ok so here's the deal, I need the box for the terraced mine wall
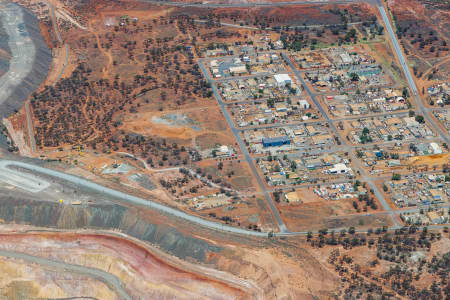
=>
[0,15,11,79]
[0,198,222,262]
[0,2,51,118]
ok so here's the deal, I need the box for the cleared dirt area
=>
[388,0,450,94]
[279,200,392,232]
[120,105,236,150]
[197,158,256,190]
[408,152,450,167]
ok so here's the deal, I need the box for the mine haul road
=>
[0,248,131,300]
[1,159,449,238]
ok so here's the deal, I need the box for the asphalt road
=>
[377,1,449,144]
[1,158,449,236]
[140,0,356,8]
[283,52,400,227]
[198,60,288,233]
[282,53,338,132]
[375,2,449,227]
[0,0,447,239]
[0,249,131,300]
[0,159,269,237]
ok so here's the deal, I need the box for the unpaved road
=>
[48,1,69,85]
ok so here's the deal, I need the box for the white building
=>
[274,74,292,87]
[274,40,284,49]
[298,99,310,109]
[404,117,419,127]
[215,145,233,157]
[327,163,352,174]
[340,53,352,64]
[430,142,442,154]
[229,65,247,74]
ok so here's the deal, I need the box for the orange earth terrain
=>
[387,0,450,99]
[0,223,447,299]
[1,0,449,299]
[0,231,253,299]
[0,224,347,299]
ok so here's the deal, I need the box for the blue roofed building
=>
[262,136,291,147]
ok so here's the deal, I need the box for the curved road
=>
[0,159,268,237]
[1,159,449,237]
[0,0,447,239]
[0,249,131,300]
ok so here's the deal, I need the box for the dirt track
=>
[0,248,131,300]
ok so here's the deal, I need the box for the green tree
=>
[392,173,401,180]
[349,72,359,82]
[415,115,425,123]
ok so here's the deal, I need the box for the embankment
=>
[0,197,221,262]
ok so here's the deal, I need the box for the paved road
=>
[140,0,356,8]
[236,120,325,131]
[235,109,409,131]
[375,2,449,226]
[0,249,131,300]
[266,179,352,191]
[377,1,449,145]
[215,73,272,83]
[0,0,446,238]
[282,53,339,132]
[198,60,288,233]
[0,159,268,237]
[1,158,449,236]
[283,52,400,227]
